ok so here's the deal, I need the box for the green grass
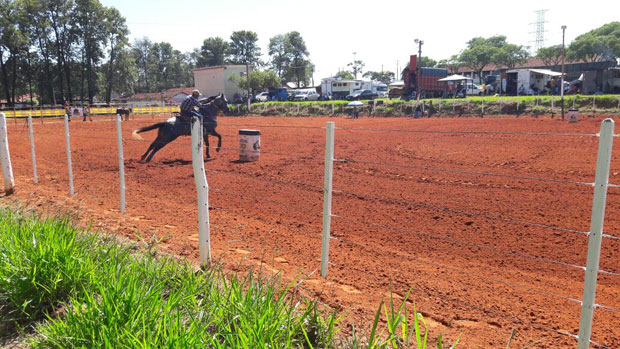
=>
[0,208,339,347]
[0,207,467,347]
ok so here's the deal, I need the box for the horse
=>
[131,93,229,163]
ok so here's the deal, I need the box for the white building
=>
[192,65,248,101]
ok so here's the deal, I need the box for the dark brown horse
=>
[132,93,229,162]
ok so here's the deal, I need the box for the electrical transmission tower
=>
[530,9,548,54]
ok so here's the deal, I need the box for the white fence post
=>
[0,113,14,195]
[551,95,554,113]
[116,115,126,213]
[28,115,38,184]
[64,114,74,197]
[297,103,300,116]
[332,101,335,116]
[191,116,211,266]
[577,118,614,349]
[321,121,335,277]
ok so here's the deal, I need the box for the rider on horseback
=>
[180,90,206,119]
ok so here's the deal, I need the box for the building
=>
[192,65,248,101]
[114,87,195,106]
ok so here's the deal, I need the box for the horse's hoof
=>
[216,147,221,152]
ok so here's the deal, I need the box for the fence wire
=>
[341,158,597,187]
[331,213,620,277]
[336,126,600,138]
[330,251,609,348]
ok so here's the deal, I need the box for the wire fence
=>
[1,112,619,347]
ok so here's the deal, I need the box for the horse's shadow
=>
[160,158,215,166]
[162,159,192,166]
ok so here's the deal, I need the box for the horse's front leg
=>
[204,132,211,159]
[212,130,222,152]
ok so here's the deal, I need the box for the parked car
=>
[255,92,270,102]
[294,90,319,101]
[346,89,378,101]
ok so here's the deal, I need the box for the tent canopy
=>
[438,74,473,82]
[528,68,562,77]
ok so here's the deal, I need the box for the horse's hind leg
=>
[145,139,172,163]
[141,141,157,162]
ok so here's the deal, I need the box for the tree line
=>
[0,0,313,106]
[1,0,618,106]
[336,22,619,84]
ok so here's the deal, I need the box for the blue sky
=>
[101,0,619,82]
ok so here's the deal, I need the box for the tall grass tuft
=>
[0,208,339,347]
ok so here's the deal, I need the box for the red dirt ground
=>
[3,114,620,347]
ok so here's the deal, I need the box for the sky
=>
[101,0,619,83]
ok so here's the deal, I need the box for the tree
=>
[436,55,463,74]
[229,30,261,96]
[228,30,261,66]
[419,56,437,68]
[335,70,354,80]
[268,31,313,87]
[362,71,395,84]
[0,0,29,105]
[493,43,529,69]
[268,34,290,78]
[101,6,130,103]
[198,37,228,67]
[347,59,364,79]
[536,45,564,66]
[132,37,152,92]
[229,69,281,92]
[569,22,620,63]
[459,36,506,81]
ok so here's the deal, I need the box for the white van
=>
[294,89,319,101]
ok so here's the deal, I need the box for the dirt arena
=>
[3,114,620,347]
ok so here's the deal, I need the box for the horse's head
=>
[200,93,230,116]
[213,93,230,114]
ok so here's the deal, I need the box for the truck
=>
[393,55,449,99]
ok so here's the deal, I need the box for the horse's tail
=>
[132,122,165,140]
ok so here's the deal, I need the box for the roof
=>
[192,64,248,72]
[456,57,592,73]
[117,87,196,102]
[508,68,563,76]
[438,74,473,82]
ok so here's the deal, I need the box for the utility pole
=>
[396,60,399,80]
[415,39,424,103]
[246,63,251,112]
[561,25,566,120]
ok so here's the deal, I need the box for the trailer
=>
[505,68,562,95]
[320,79,387,99]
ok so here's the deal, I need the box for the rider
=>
[180,89,204,119]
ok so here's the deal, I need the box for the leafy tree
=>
[569,22,620,62]
[459,36,506,81]
[536,45,564,66]
[285,31,312,87]
[436,55,463,74]
[419,56,437,68]
[335,70,354,80]
[132,37,152,92]
[493,43,529,69]
[228,30,261,66]
[101,6,129,103]
[362,71,394,84]
[268,34,290,78]
[0,0,29,105]
[229,69,281,92]
[198,37,228,67]
[268,31,313,87]
[347,59,364,79]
